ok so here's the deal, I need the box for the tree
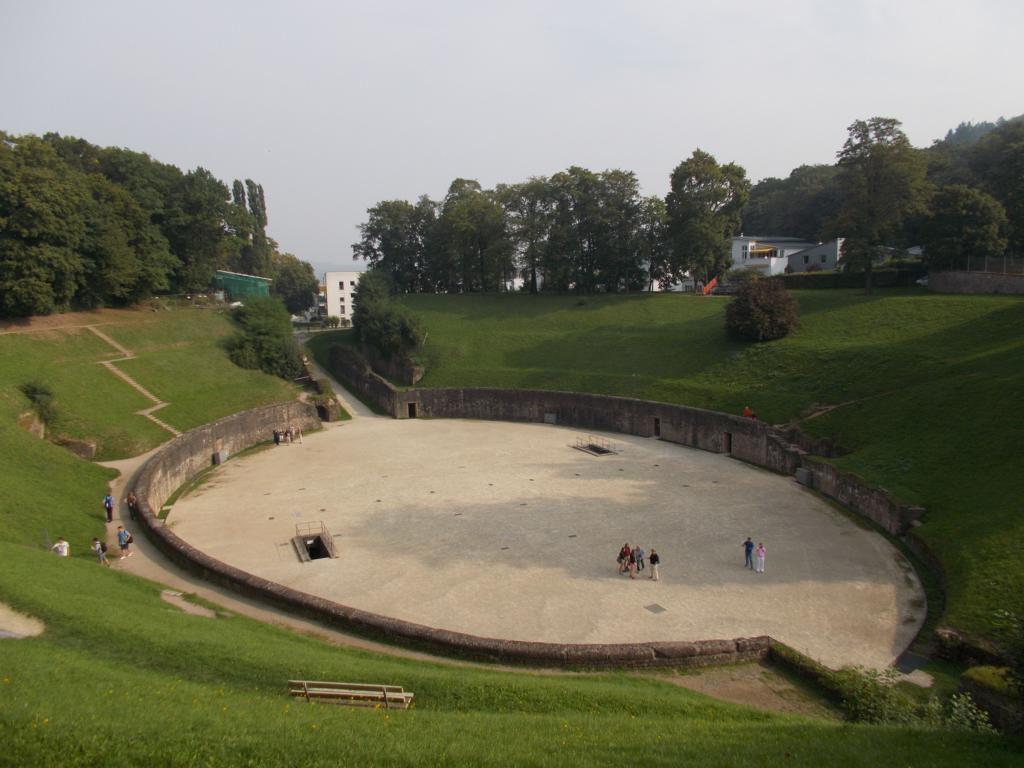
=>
[498,177,553,293]
[0,134,89,315]
[921,185,1007,270]
[665,150,750,284]
[436,180,512,292]
[270,252,318,314]
[833,118,929,293]
[637,196,669,290]
[162,167,232,291]
[970,120,1024,254]
[351,271,423,356]
[224,296,303,380]
[353,198,433,292]
[741,164,841,241]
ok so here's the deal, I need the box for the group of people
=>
[51,525,133,564]
[52,490,138,565]
[272,425,302,446]
[616,543,660,581]
[742,537,767,573]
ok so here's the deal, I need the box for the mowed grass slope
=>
[2,543,1019,767]
[0,306,297,562]
[401,290,1024,638]
[0,308,298,460]
[0,300,1020,765]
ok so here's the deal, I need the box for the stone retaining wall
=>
[930,270,1024,295]
[132,399,769,668]
[393,386,921,537]
[319,354,925,538]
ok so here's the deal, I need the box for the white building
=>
[731,236,844,276]
[323,270,363,322]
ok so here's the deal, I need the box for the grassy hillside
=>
[0,306,298,555]
[1,300,1021,765]
[399,290,1024,639]
[0,308,298,460]
[2,543,1019,767]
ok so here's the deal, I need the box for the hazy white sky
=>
[3,1,1022,275]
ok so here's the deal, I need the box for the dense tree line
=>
[741,114,1023,275]
[353,155,748,294]
[355,113,1022,296]
[0,132,317,316]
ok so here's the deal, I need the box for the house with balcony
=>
[731,236,844,275]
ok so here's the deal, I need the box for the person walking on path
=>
[126,491,138,521]
[116,526,133,559]
[92,538,110,567]
[634,544,646,573]
[51,537,69,557]
[755,543,766,574]
[743,537,754,569]
[649,548,660,581]
[628,548,637,579]
[273,429,281,446]
[103,492,115,523]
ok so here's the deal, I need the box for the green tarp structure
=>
[213,270,272,299]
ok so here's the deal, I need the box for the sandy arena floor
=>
[168,419,925,668]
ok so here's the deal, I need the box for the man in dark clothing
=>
[743,537,754,569]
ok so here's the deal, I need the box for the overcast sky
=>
[3,1,1022,276]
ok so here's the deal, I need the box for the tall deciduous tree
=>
[921,185,1007,270]
[270,252,318,314]
[353,198,435,292]
[498,177,553,293]
[833,117,929,293]
[970,120,1024,254]
[665,150,750,283]
[436,180,511,292]
[637,196,670,290]
[741,164,841,241]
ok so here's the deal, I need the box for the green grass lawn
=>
[0,308,299,459]
[0,328,170,458]
[399,290,1024,640]
[2,298,1023,765]
[2,543,1019,767]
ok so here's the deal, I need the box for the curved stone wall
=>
[133,399,769,667]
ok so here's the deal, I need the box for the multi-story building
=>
[322,271,363,322]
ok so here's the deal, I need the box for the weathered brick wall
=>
[930,271,1024,295]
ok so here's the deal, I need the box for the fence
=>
[945,255,1024,275]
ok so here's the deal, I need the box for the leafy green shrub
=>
[19,379,57,424]
[725,278,799,342]
[832,667,919,725]
[224,297,303,380]
[771,643,995,733]
[352,271,424,356]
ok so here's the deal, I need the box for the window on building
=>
[350,281,357,287]
[338,281,344,289]
[821,254,827,263]
[804,255,810,265]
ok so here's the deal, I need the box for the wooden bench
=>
[288,680,414,709]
